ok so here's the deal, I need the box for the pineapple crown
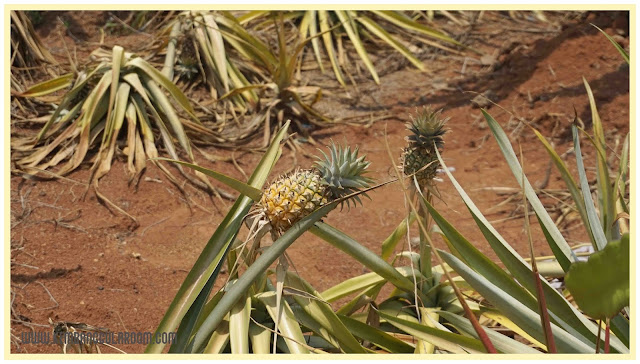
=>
[314,141,373,206]
[407,106,448,151]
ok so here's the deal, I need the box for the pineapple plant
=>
[256,142,373,236]
[402,106,449,189]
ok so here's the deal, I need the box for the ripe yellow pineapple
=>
[257,142,372,236]
[402,106,448,189]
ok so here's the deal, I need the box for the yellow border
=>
[4,3,636,361]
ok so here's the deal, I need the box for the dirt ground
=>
[9,10,630,354]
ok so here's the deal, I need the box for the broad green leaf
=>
[422,195,539,315]
[18,73,73,97]
[290,304,341,351]
[169,276,222,352]
[145,122,290,354]
[565,234,629,320]
[335,282,384,316]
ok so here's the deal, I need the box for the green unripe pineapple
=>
[258,142,372,236]
[402,106,448,188]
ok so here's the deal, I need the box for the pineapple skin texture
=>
[259,170,329,234]
[402,147,439,187]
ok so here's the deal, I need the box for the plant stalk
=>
[605,318,610,353]
[418,190,433,291]
[520,145,557,353]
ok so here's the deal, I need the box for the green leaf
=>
[152,158,261,201]
[284,272,367,353]
[439,311,539,354]
[378,309,486,353]
[310,222,429,305]
[572,123,608,251]
[483,109,576,271]
[338,314,414,353]
[255,291,310,354]
[591,24,629,64]
[440,249,593,353]
[381,212,415,261]
[565,234,629,320]
[321,266,421,303]
[583,78,618,242]
[439,114,628,353]
[532,127,596,249]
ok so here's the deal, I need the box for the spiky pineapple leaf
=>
[338,314,415,353]
[284,272,367,353]
[482,109,576,271]
[378,309,486,353]
[152,158,261,201]
[592,23,629,64]
[439,249,594,353]
[565,234,630,320]
[572,123,608,251]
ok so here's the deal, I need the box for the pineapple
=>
[402,106,448,188]
[257,142,372,236]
